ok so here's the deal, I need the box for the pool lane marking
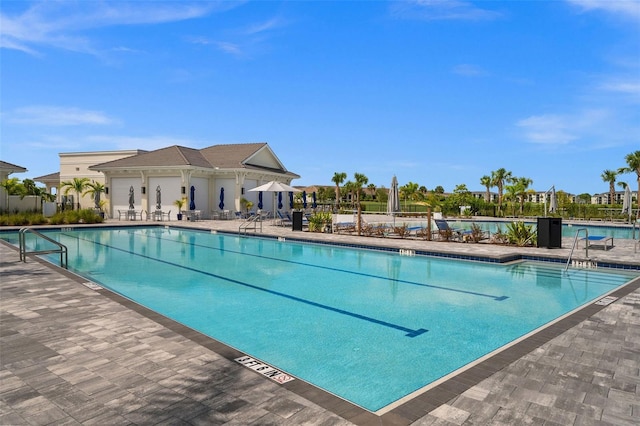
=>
[60,233,428,338]
[141,231,509,302]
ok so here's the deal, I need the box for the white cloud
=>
[566,0,640,21]
[390,0,503,21]
[452,63,487,76]
[516,109,611,145]
[7,106,116,126]
[0,1,225,56]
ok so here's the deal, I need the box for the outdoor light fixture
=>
[181,186,186,194]
[105,187,109,194]
[141,186,146,194]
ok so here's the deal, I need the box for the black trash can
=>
[537,217,562,248]
[292,211,303,231]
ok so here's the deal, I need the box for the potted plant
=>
[174,199,185,220]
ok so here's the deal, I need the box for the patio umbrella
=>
[549,186,557,214]
[128,186,135,210]
[189,186,196,210]
[258,192,263,209]
[156,185,162,210]
[387,176,400,226]
[248,181,300,218]
[289,192,294,209]
[219,188,224,210]
[302,191,307,209]
[622,185,632,221]
[312,191,317,209]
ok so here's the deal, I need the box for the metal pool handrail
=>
[565,228,588,272]
[19,227,68,269]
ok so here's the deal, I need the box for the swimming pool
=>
[5,227,638,412]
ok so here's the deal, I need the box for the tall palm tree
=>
[480,175,492,203]
[331,172,347,210]
[353,172,369,235]
[601,169,617,205]
[619,150,640,218]
[61,177,90,210]
[399,181,419,209]
[491,168,512,216]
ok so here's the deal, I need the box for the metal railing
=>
[19,227,68,269]
[239,214,262,235]
[564,228,588,272]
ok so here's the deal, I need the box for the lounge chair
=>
[578,235,614,251]
[434,219,469,242]
[276,211,292,227]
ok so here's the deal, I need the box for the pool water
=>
[5,227,638,412]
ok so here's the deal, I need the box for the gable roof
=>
[0,160,27,174]
[89,142,299,177]
[34,172,60,182]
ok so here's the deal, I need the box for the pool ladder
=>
[564,228,588,272]
[19,227,68,269]
[238,214,263,235]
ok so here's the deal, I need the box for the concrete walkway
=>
[1,219,639,425]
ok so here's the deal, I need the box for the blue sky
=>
[1,0,639,195]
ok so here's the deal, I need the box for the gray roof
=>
[0,160,27,173]
[89,143,298,177]
[34,172,60,182]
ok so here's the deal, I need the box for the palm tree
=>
[491,168,512,216]
[619,150,640,218]
[399,181,419,210]
[601,169,617,205]
[331,172,347,210]
[61,177,90,210]
[353,172,369,235]
[480,175,492,203]
[509,177,533,214]
[84,181,106,210]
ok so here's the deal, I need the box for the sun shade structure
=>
[156,186,162,210]
[128,186,135,210]
[388,175,400,226]
[249,180,301,193]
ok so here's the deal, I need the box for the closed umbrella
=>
[622,185,632,221]
[128,186,135,210]
[189,186,196,210]
[219,188,224,210]
[258,192,263,209]
[302,191,307,209]
[94,190,100,209]
[289,192,294,209]
[312,191,317,209]
[549,186,557,214]
[156,185,162,210]
[278,192,283,210]
[387,176,400,226]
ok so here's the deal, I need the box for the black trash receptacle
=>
[292,211,303,231]
[537,217,562,248]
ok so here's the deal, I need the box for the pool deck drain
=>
[1,219,639,425]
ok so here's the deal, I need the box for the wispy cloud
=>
[452,63,487,76]
[390,0,503,21]
[185,16,286,57]
[0,1,225,56]
[566,0,640,22]
[516,109,614,146]
[6,106,117,126]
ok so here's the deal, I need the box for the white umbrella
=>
[387,175,400,226]
[621,185,632,221]
[249,181,301,219]
[249,181,301,193]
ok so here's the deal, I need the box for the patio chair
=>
[434,219,467,242]
[277,211,292,227]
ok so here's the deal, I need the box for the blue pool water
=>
[4,227,638,412]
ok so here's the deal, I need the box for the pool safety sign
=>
[235,356,295,384]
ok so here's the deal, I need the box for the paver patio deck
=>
[1,218,639,425]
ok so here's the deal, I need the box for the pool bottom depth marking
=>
[63,233,429,338]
